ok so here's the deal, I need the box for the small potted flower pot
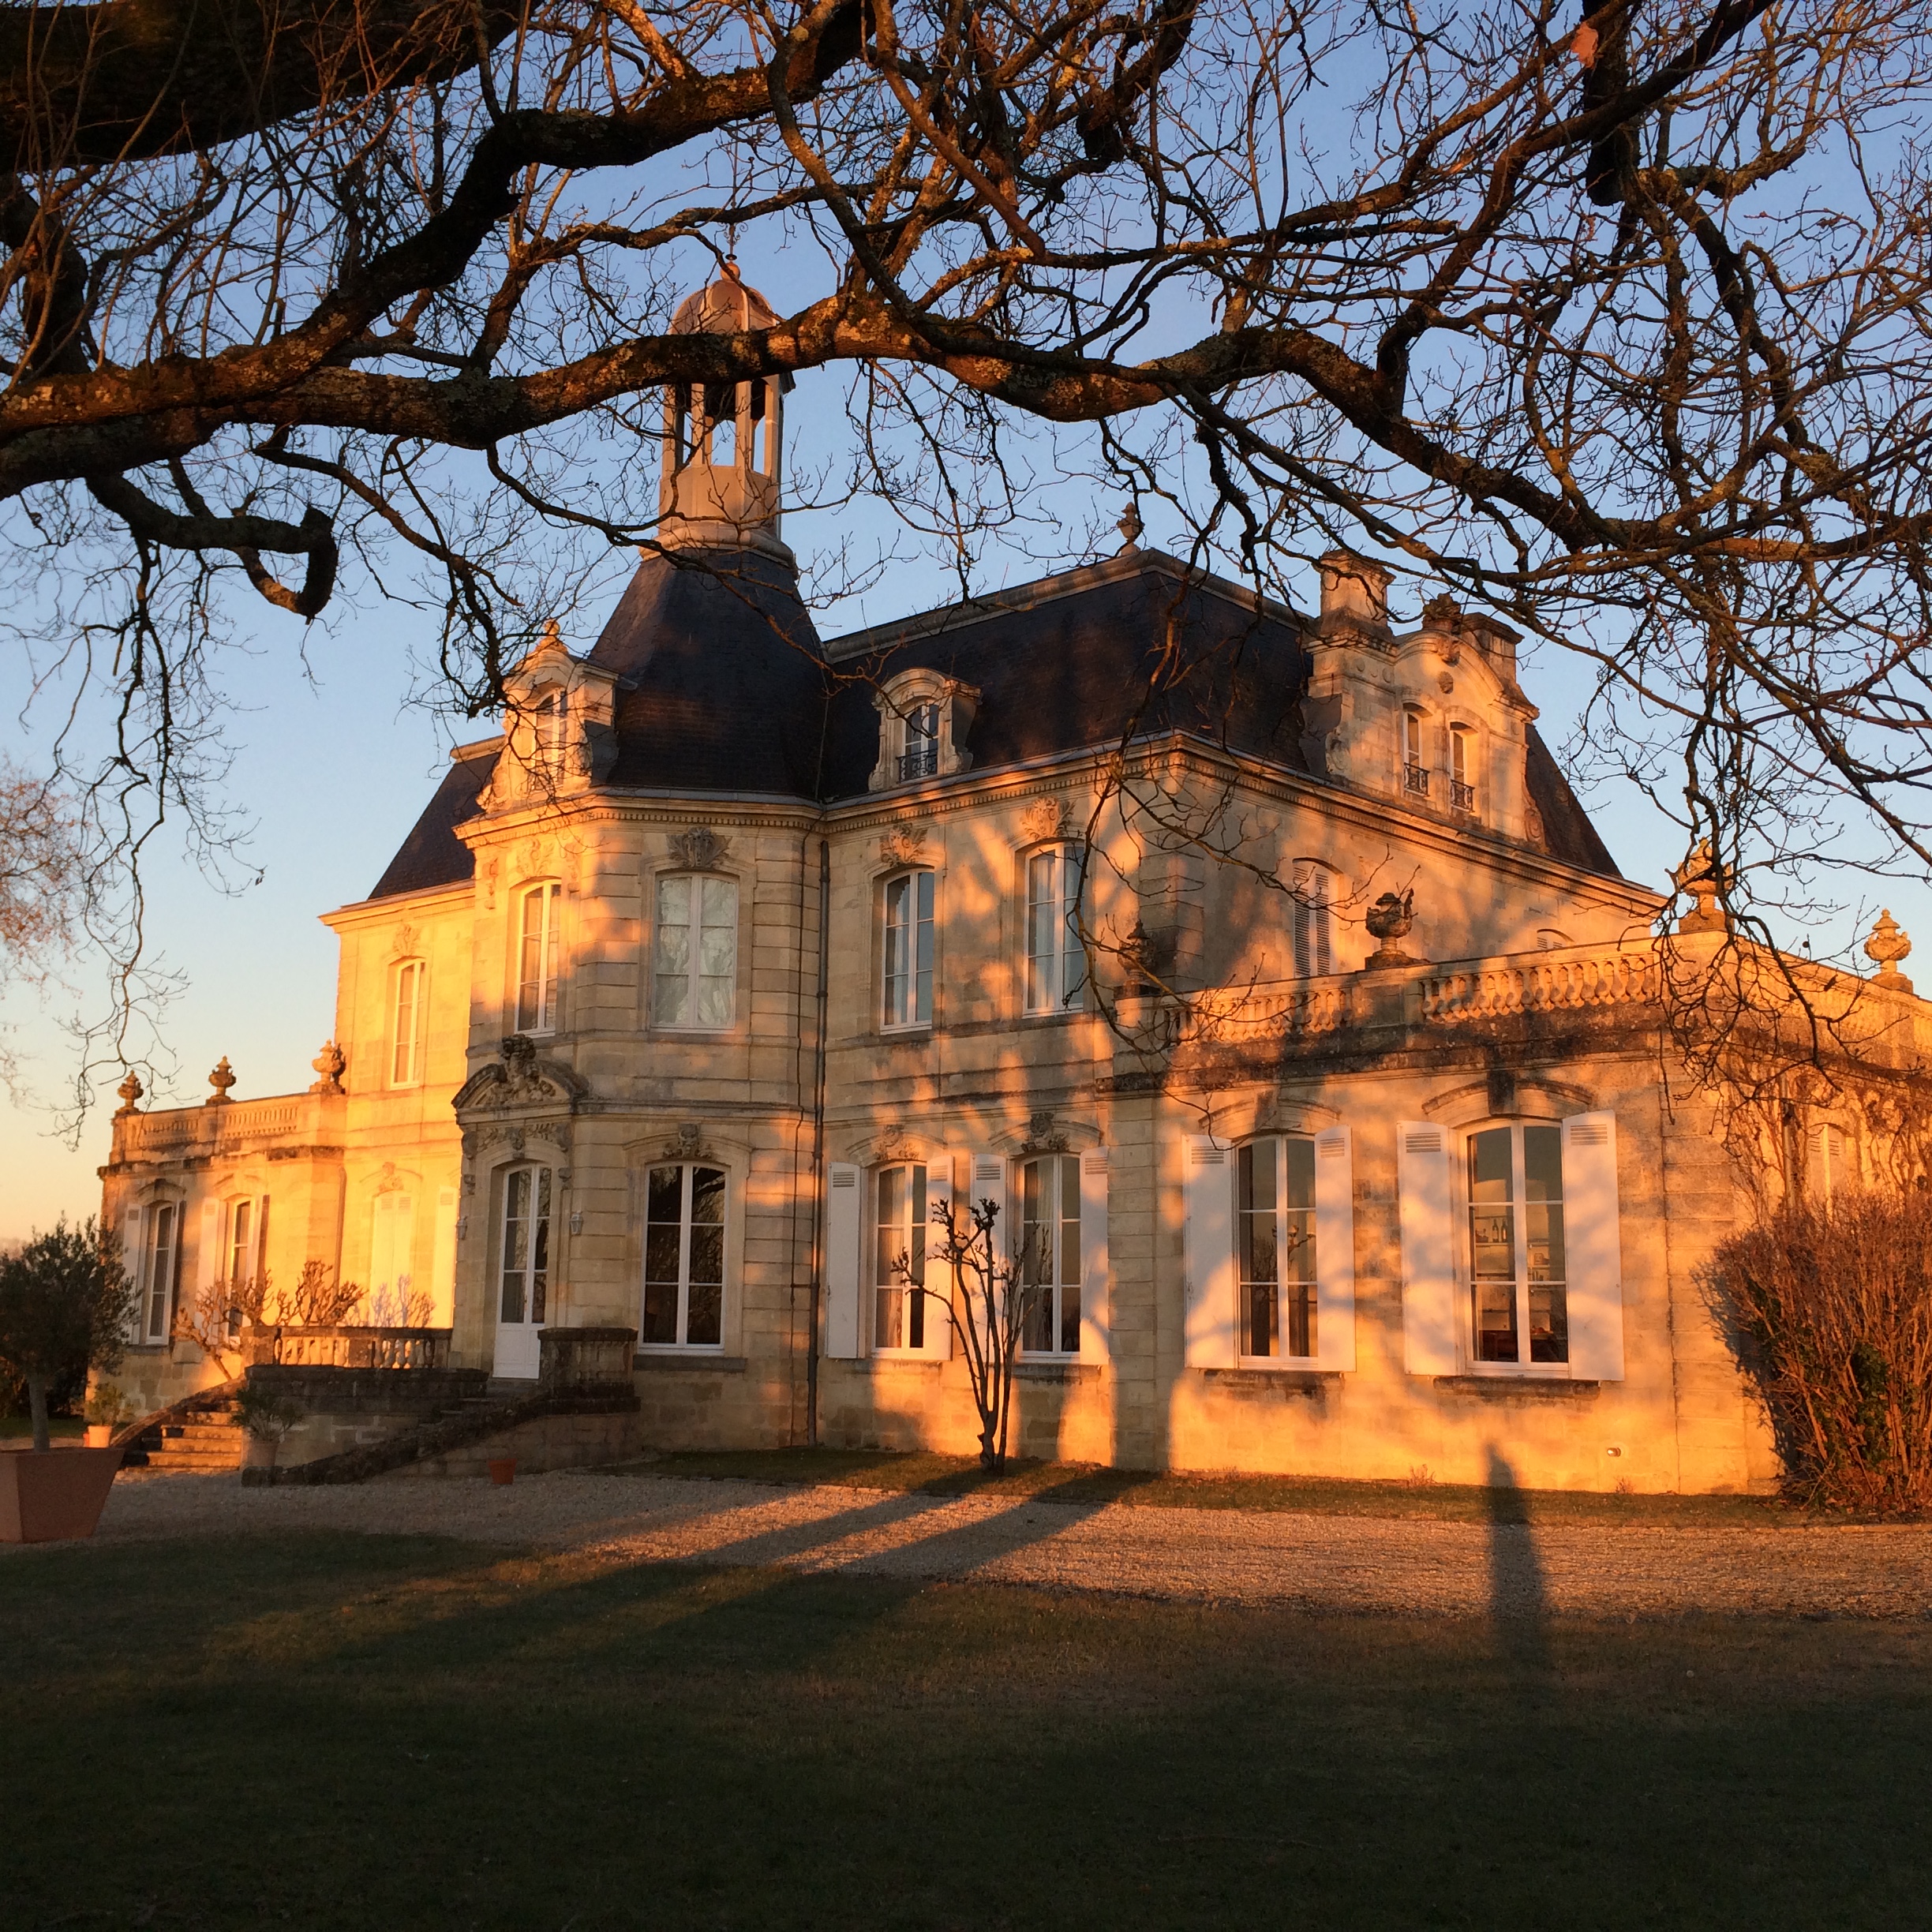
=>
[488,1457,517,1486]
[84,1424,113,1447]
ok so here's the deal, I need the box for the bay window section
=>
[1025,846,1086,1014]
[642,1163,725,1347]
[882,871,934,1030]
[1237,1136,1317,1359]
[1469,1124,1567,1365]
[874,1163,929,1350]
[1020,1155,1081,1354]
[653,874,738,1028]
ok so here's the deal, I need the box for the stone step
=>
[143,1451,244,1471]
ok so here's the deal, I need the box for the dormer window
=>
[533,686,570,773]
[1450,725,1476,814]
[870,672,978,791]
[1403,710,1429,797]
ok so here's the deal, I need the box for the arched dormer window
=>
[516,882,562,1033]
[532,684,570,775]
[869,672,979,792]
[390,957,427,1087]
[1402,709,1429,798]
[1449,723,1477,815]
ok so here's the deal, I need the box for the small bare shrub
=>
[1406,1464,1435,1488]
[359,1282,434,1328]
[176,1260,366,1368]
[1706,1189,1932,1512]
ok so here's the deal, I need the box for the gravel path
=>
[10,1466,1930,1619]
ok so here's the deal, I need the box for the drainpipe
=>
[806,837,831,1446]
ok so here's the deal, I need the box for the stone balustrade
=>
[1418,945,1660,1022]
[254,1326,453,1371]
[111,1089,342,1165]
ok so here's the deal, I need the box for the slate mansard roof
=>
[365,545,1619,900]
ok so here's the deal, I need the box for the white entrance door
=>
[493,1164,553,1380]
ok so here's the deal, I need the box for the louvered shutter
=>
[122,1209,145,1342]
[1078,1150,1111,1364]
[1398,1121,1458,1374]
[1182,1135,1236,1367]
[923,1153,957,1360]
[1562,1111,1625,1381]
[252,1193,269,1286]
[1805,1123,1848,1202]
[823,1163,863,1358]
[1313,1126,1356,1372]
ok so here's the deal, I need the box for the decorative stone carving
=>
[1020,797,1069,845]
[389,923,418,958]
[1866,910,1914,990]
[878,825,929,869]
[309,1040,346,1095]
[1363,889,1421,969]
[480,857,499,909]
[205,1057,236,1106]
[451,1034,591,1119]
[662,1121,712,1161]
[668,826,731,870]
[1020,1110,1069,1155]
[113,1072,144,1118]
[1672,841,1728,934]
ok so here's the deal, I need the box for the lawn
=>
[0,1413,83,1441]
[4,1531,1930,1929]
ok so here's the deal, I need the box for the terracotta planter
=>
[0,1447,124,1543]
[488,1457,517,1486]
[242,1436,279,1471]
[84,1425,112,1447]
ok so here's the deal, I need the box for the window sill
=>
[861,1354,945,1371]
[1013,1360,1099,1382]
[632,1352,746,1372]
[878,1026,933,1042]
[1199,1366,1339,1395]
[1433,1374,1600,1401]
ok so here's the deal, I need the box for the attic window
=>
[899,703,941,781]
[870,672,978,792]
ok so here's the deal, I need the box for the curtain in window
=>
[500,1166,552,1324]
[654,876,738,1028]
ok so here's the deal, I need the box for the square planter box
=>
[0,1447,125,1543]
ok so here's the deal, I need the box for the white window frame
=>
[390,957,426,1087]
[139,1200,179,1346]
[1236,1135,1319,1363]
[498,1164,554,1327]
[653,873,739,1031]
[882,870,935,1031]
[873,1161,930,1353]
[533,683,571,775]
[639,1162,727,1350]
[1450,723,1477,814]
[1018,1153,1082,1357]
[515,882,563,1034]
[1464,1121,1568,1372]
[225,1195,264,1290]
[1402,709,1430,798]
[1024,845,1086,1016]
[1292,862,1334,978]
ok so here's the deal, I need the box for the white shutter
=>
[1398,1121,1458,1375]
[1313,1126,1356,1372]
[1562,1110,1625,1381]
[431,1188,459,1327]
[1182,1135,1235,1368]
[1805,1123,1847,1203]
[197,1196,223,1293]
[123,1209,144,1341]
[964,1151,1007,1365]
[824,1163,863,1358]
[923,1153,957,1361]
[252,1193,269,1285]
[1078,1149,1110,1364]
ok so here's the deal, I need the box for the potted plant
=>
[0,1219,139,1542]
[83,1381,137,1447]
[232,1383,304,1476]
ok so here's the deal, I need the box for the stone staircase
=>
[127,1398,246,1473]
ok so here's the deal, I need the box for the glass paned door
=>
[495,1164,553,1379]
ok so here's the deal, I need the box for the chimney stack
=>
[1317,552,1393,642]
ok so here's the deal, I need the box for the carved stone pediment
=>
[668,826,731,871]
[1020,797,1069,846]
[452,1034,591,1118]
[878,825,929,869]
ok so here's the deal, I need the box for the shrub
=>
[1707,1189,1932,1512]
[0,1219,139,1451]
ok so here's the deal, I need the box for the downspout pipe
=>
[807,836,831,1445]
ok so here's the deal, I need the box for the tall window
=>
[1450,725,1475,812]
[227,1198,256,1288]
[1020,1155,1081,1354]
[874,1163,929,1350]
[534,685,569,773]
[499,1166,553,1327]
[391,958,425,1085]
[642,1164,725,1346]
[1293,865,1333,978]
[653,875,737,1028]
[140,1201,178,1344]
[1468,1124,1566,1365]
[516,883,562,1032]
[899,702,941,781]
[882,871,934,1029]
[1025,846,1086,1014]
[1403,710,1429,796]
[1237,1136,1317,1358]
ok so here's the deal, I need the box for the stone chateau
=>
[97,271,1932,1493]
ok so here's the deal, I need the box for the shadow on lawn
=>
[1486,1443,1552,1676]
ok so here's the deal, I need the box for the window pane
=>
[1058,1155,1082,1350]
[883,877,908,1024]
[1523,1125,1563,1201]
[915,873,934,1024]
[655,878,692,1025]
[1020,1159,1050,1350]
[700,876,736,925]
[1238,1140,1279,1357]
[691,1166,726,1225]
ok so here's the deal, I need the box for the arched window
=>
[533,685,570,773]
[874,1163,929,1350]
[1468,1124,1567,1364]
[882,871,934,1029]
[139,1200,179,1345]
[390,957,426,1086]
[1025,845,1086,1015]
[1292,863,1334,978]
[900,702,941,781]
[653,874,738,1028]
[516,883,562,1033]
[642,1163,726,1347]
[1019,1154,1082,1354]
[1237,1136,1317,1359]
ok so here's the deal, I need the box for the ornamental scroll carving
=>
[878,825,928,868]
[1020,797,1069,845]
[668,826,731,870]
[451,1033,591,1119]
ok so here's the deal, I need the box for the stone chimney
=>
[1317,552,1392,642]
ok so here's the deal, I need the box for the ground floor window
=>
[874,1163,928,1350]
[1468,1124,1567,1365]
[1237,1136,1317,1358]
[140,1201,178,1344]
[500,1166,553,1327]
[1019,1154,1081,1354]
[642,1163,725,1347]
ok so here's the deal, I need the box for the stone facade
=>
[95,270,1932,1496]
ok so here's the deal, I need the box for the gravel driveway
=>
[13,1466,1930,1619]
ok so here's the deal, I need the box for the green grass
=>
[0,1413,83,1441]
[635,1443,1824,1526]
[4,1532,1930,1929]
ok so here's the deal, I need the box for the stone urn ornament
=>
[205,1056,237,1105]
[1363,889,1419,968]
[1865,910,1914,992]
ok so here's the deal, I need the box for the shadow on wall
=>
[1485,1443,1552,1674]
